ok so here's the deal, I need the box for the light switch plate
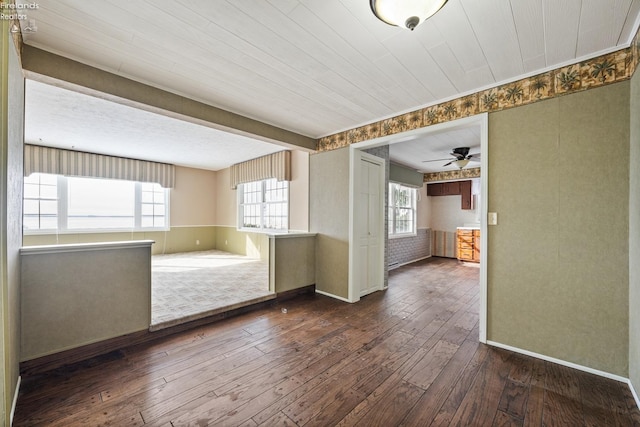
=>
[488,212,498,225]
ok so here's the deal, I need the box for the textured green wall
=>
[488,82,630,376]
[23,226,217,255]
[630,63,640,393]
[1,26,24,424]
[272,235,316,293]
[215,226,269,260]
[310,147,350,299]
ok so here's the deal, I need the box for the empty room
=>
[1,0,640,426]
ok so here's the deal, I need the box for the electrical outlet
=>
[196,240,200,245]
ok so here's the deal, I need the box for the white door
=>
[356,156,383,297]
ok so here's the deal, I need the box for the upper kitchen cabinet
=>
[427,180,473,210]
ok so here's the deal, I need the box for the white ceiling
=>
[17,0,640,172]
[24,80,286,171]
[390,126,481,173]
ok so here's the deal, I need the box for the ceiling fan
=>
[422,147,480,169]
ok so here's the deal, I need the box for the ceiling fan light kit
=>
[422,147,480,170]
[370,0,448,31]
[453,159,470,169]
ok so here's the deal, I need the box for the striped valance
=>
[230,150,291,189]
[24,144,176,188]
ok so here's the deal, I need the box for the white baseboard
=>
[315,289,353,303]
[629,379,640,411]
[388,255,432,271]
[486,340,628,383]
[10,375,21,426]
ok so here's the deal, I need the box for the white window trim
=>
[23,174,170,235]
[237,179,289,234]
[388,182,417,238]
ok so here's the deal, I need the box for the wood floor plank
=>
[427,342,490,427]
[399,338,481,426]
[492,409,524,426]
[542,389,585,426]
[498,378,529,421]
[447,347,514,426]
[403,339,460,390]
[13,257,640,427]
[523,385,545,427]
[255,411,297,426]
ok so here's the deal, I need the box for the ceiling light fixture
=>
[370,0,448,31]
[453,159,469,169]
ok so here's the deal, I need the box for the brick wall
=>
[388,228,432,270]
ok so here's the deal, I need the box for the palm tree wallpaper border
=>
[318,30,639,153]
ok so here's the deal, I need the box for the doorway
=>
[348,114,488,343]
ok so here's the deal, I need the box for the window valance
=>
[230,150,291,189]
[24,144,176,188]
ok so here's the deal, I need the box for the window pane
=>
[24,174,169,233]
[40,216,58,229]
[23,199,40,214]
[40,200,58,215]
[39,174,57,185]
[40,185,57,200]
[23,216,40,230]
[24,183,40,199]
[67,177,135,229]
[389,183,416,236]
[23,173,58,231]
[239,179,288,231]
[142,191,154,203]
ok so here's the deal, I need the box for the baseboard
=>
[486,340,628,383]
[389,255,432,270]
[629,379,640,410]
[315,289,353,303]
[10,375,21,426]
[276,285,315,301]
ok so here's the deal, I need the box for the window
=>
[23,173,169,233]
[389,182,416,236]
[238,178,288,232]
[24,173,58,231]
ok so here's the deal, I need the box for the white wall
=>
[427,178,480,231]
[416,184,431,229]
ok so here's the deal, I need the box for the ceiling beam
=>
[20,45,317,152]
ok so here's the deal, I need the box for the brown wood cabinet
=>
[457,228,480,263]
[427,180,473,210]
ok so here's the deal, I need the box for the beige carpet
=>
[151,249,273,330]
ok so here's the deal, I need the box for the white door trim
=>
[348,113,488,343]
[348,150,386,303]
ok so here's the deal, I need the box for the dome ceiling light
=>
[370,0,448,31]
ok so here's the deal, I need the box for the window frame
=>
[237,178,289,233]
[23,173,170,235]
[388,182,417,238]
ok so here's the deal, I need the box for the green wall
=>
[215,226,269,261]
[488,82,630,376]
[630,59,640,395]
[310,147,350,300]
[23,226,217,255]
[1,26,24,425]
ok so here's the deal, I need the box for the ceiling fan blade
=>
[422,158,453,163]
[453,147,470,157]
[467,153,481,162]
[442,160,454,167]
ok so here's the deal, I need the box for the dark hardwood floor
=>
[14,257,640,426]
